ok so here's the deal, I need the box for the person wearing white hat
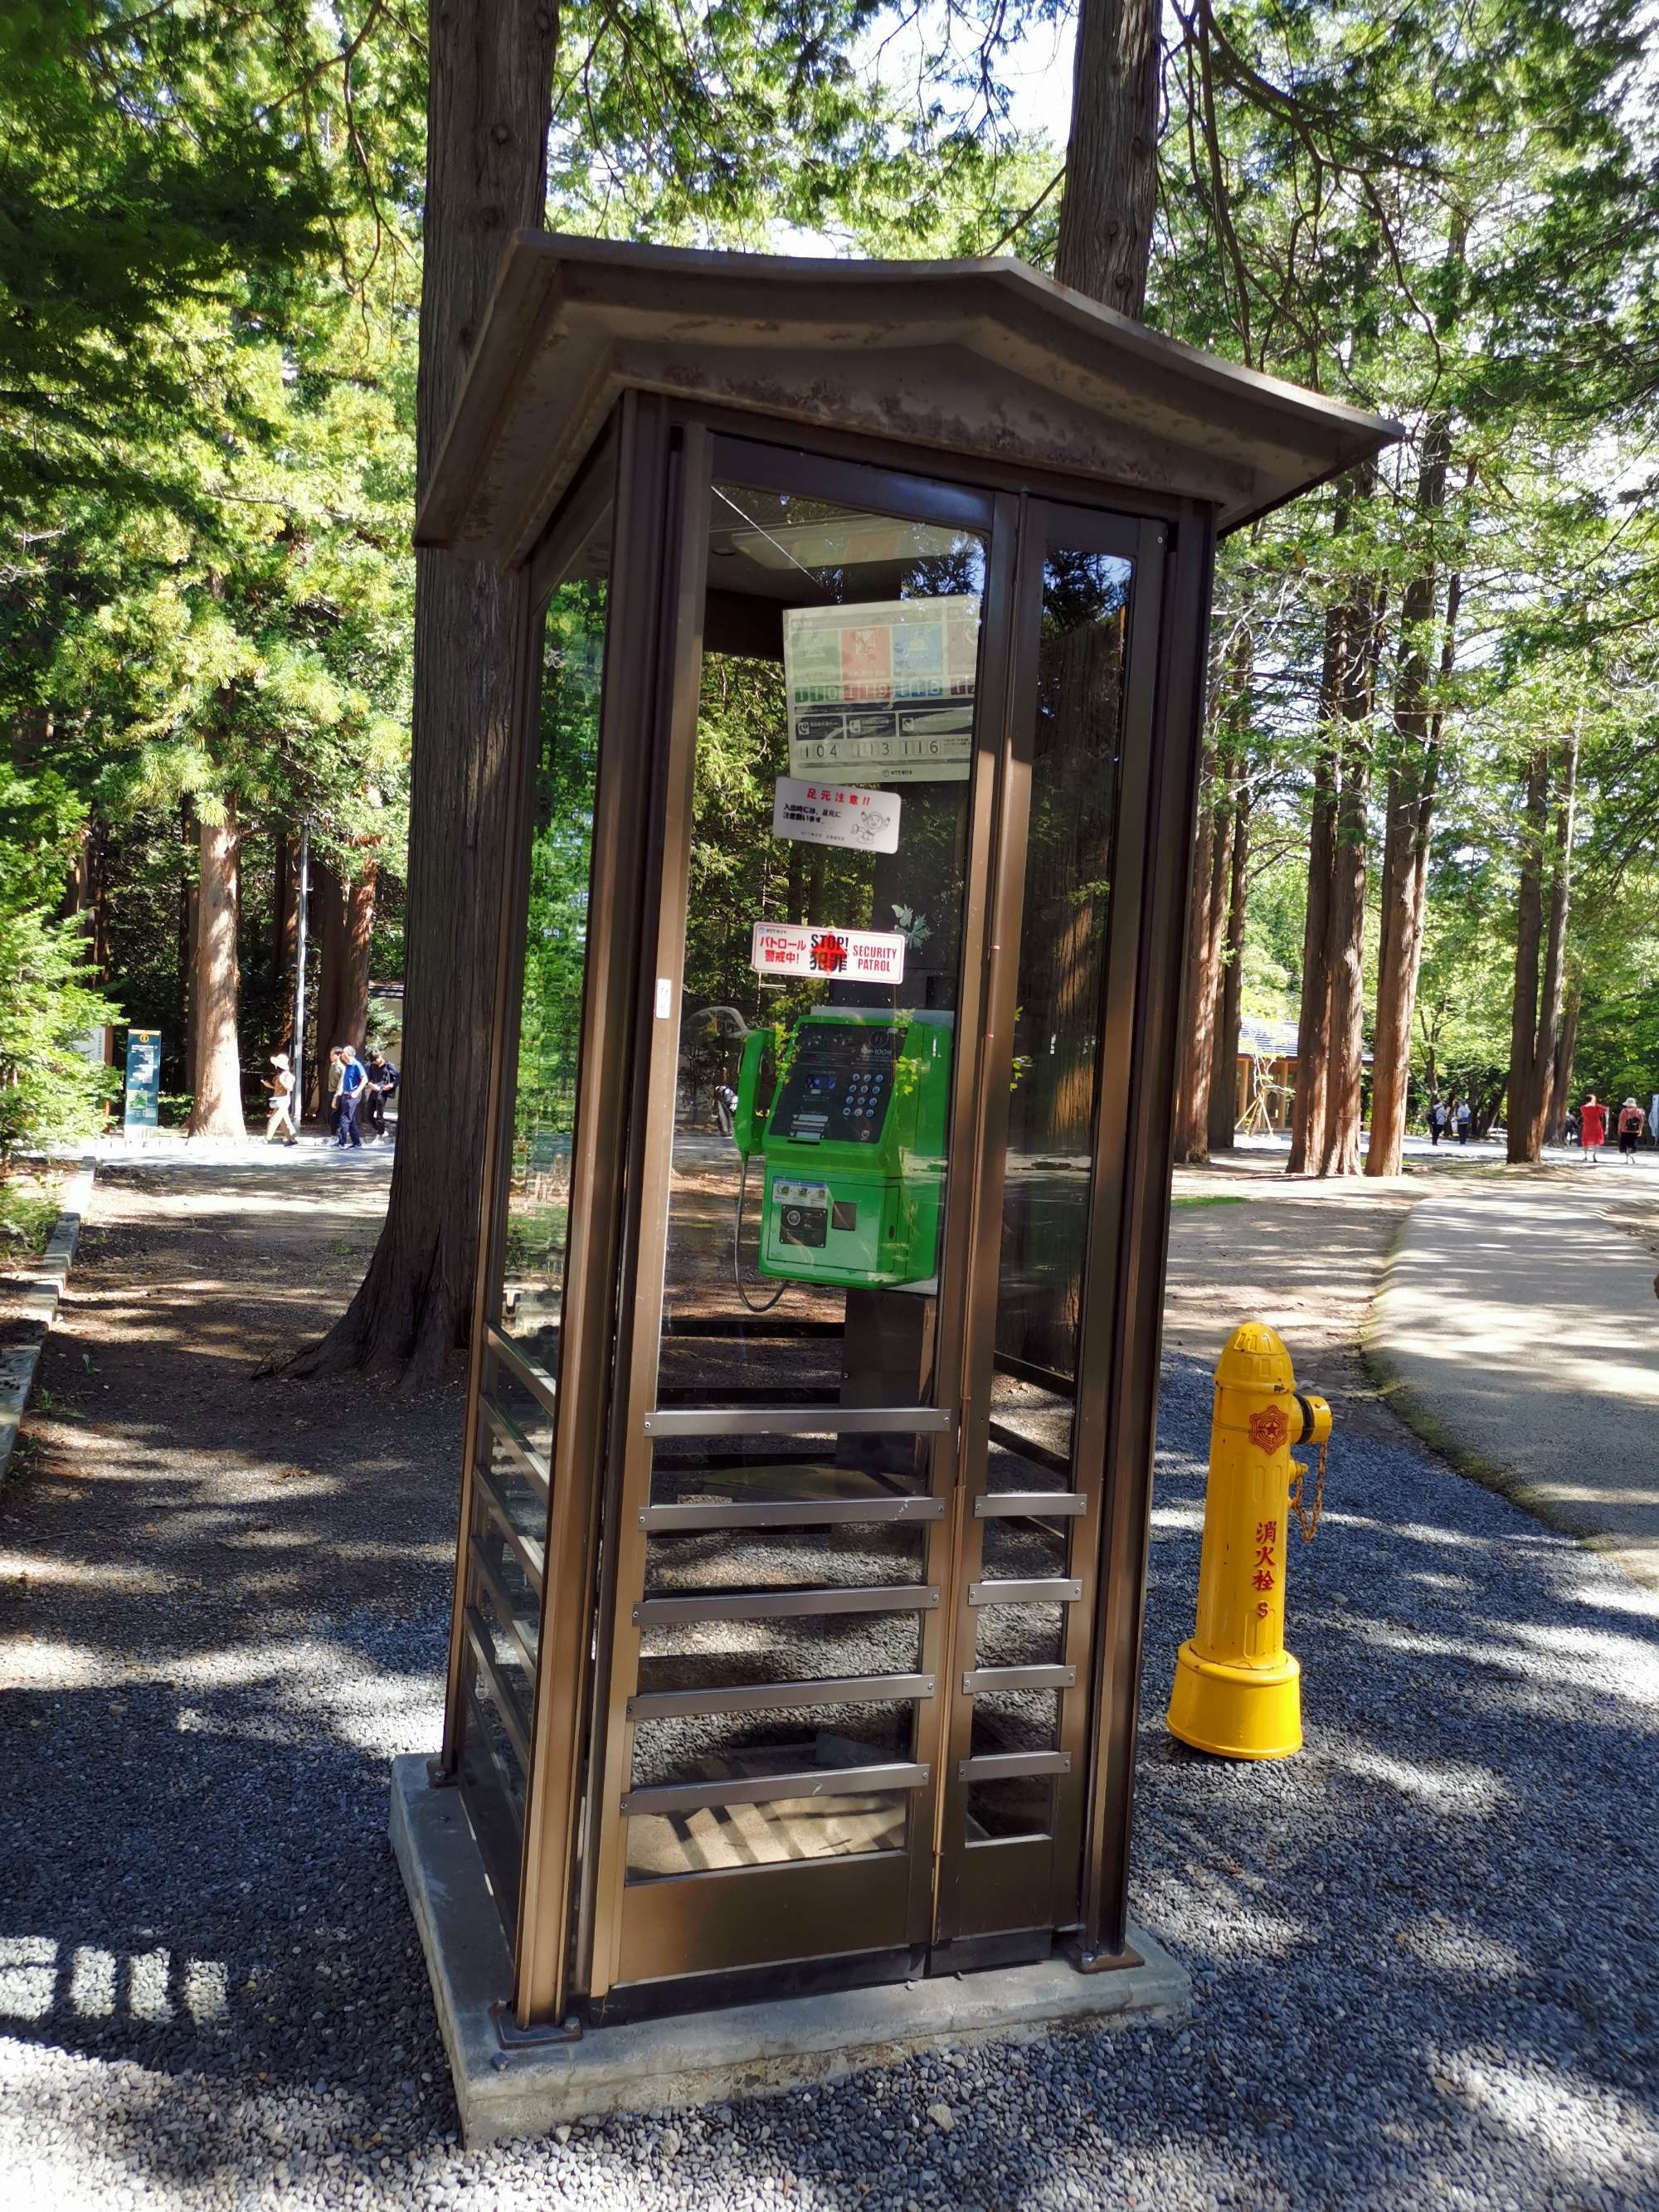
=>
[263,1051,299,1145]
[1617,1096,1645,1164]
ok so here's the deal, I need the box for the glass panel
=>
[637,1611,924,1695]
[459,497,611,1881]
[980,1514,1068,1581]
[644,1521,923,1597]
[971,1602,1065,1670]
[990,543,1132,1486]
[627,1790,908,1879]
[970,1690,1059,1757]
[498,524,611,1369]
[659,477,987,1420]
[649,1429,931,1497]
[631,1703,912,1789]
[966,1777,1053,1843]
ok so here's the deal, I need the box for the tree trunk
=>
[187,799,246,1139]
[1172,750,1216,1163]
[1547,976,1579,1145]
[181,800,198,1096]
[1512,721,1579,1161]
[1209,776,1249,1153]
[273,831,299,1046]
[1366,416,1452,1177]
[1175,772,1231,1163]
[1505,749,1550,1163]
[1287,606,1345,1174]
[1053,0,1165,314]
[310,856,346,1117]
[284,0,558,1383]
[1319,717,1372,1177]
[338,863,378,1053]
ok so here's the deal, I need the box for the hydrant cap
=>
[1214,1320,1296,1393]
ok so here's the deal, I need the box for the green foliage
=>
[0,893,120,1163]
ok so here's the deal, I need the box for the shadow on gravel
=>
[2,1187,1657,2209]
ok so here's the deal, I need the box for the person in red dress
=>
[1579,1094,1608,1163]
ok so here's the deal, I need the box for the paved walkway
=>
[1371,1166,1659,1592]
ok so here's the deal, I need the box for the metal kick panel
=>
[643,1404,953,1437]
[640,1496,945,1533]
[620,1761,930,1816]
[957,1750,1071,1782]
[961,1663,1077,1695]
[967,1578,1082,1607]
[633,1583,939,1626]
[974,1491,1085,1519]
[628,1673,935,1721]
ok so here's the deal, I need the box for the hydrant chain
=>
[1166,1320,1332,1762]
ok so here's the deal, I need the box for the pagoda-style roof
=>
[416,235,1399,570]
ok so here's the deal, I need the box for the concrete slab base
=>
[390,1753,1190,2148]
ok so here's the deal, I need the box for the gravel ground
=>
[2,1164,1657,2209]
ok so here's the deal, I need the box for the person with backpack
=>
[333,1045,367,1150]
[1427,1096,1449,1147]
[262,1051,298,1145]
[1580,1094,1607,1164]
[1618,1096,1645,1164]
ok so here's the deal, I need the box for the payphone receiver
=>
[732,1006,952,1300]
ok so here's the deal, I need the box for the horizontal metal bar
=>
[974,1491,1085,1519]
[957,1751,1071,1782]
[463,1607,533,1773]
[469,1539,538,1676]
[629,1672,935,1721]
[644,1405,951,1438]
[634,1582,938,1626]
[484,1325,560,1422]
[986,1422,1073,1480]
[479,1395,551,1502]
[621,1762,929,1817]
[640,1496,944,1532]
[961,1664,1078,1695]
[967,1578,1082,1607]
[471,1461,546,1590]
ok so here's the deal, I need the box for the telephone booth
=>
[397,236,1393,2115]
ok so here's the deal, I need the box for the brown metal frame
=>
[438,386,1219,2028]
[1074,504,1217,1968]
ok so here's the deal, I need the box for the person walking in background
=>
[1428,1096,1449,1147]
[362,1048,399,1140]
[1580,1093,1607,1164]
[262,1052,298,1145]
[333,1046,366,1150]
[1618,1096,1644,1163]
[1455,1099,1472,1144]
[326,1047,344,1141]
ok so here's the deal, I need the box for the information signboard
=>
[124,1028,162,1133]
[783,596,978,784]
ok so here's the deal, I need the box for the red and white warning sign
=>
[749,922,907,984]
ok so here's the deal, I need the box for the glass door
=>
[584,439,1008,2005]
[935,503,1165,1951]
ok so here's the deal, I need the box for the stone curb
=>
[0,1154,97,1485]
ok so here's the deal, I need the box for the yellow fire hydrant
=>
[1166,1320,1332,1761]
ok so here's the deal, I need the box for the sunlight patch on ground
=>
[0,1938,227,2027]
[1336,1748,1509,1816]
[1436,2051,1659,2190]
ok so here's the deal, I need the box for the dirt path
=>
[0,1156,463,2151]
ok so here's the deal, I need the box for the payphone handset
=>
[733,1007,953,1291]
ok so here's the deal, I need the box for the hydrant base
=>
[1166,1641,1302,1762]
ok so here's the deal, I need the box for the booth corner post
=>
[1167,1321,1333,1762]
[390,235,1396,2125]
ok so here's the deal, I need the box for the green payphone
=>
[732,1007,953,1291]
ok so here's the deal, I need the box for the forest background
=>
[3,2,1658,1335]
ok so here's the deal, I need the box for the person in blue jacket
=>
[333,1046,367,1150]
